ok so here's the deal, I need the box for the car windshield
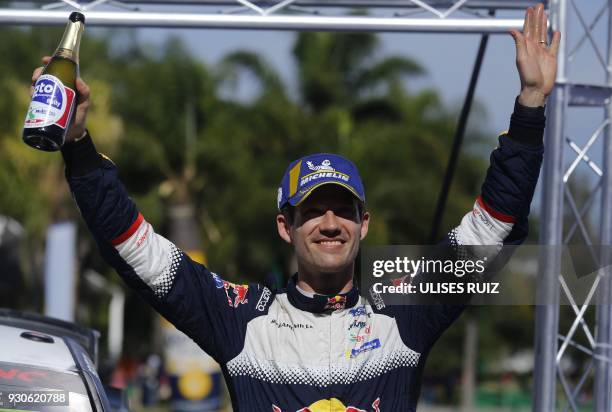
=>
[0,362,94,412]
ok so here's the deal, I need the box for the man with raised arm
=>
[32,3,559,411]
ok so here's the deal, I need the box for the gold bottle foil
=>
[55,19,84,62]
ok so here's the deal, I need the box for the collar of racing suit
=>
[286,273,360,313]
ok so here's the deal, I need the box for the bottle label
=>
[24,74,75,129]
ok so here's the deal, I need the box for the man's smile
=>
[313,238,346,249]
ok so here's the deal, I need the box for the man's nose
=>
[319,210,341,234]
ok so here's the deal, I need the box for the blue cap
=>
[277,153,365,210]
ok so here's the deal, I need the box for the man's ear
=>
[360,211,370,240]
[277,213,293,244]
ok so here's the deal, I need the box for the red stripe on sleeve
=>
[476,196,515,224]
[111,212,144,245]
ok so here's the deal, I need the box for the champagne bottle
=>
[23,12,85,151]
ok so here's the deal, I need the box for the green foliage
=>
[0,27,123,237]
[0,23,490,306]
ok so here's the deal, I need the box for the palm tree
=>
[293,32,424,113]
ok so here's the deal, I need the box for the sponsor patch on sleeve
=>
[211,272,250,308]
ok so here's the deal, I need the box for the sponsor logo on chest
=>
[270,319,314,331]
[349,338,381,359]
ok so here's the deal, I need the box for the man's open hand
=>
[509,3,561,107]
[31,56,91,143]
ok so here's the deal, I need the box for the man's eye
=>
[336,207,356,219]
[303,209,323,219]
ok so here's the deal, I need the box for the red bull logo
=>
[223,281,249,308]
[210,272,249,308]
[273,397,380,412]
[324,295,347,310]
[391,275,409,287]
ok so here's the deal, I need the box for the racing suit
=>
[61,98,545,412]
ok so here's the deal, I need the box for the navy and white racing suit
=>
[61,99,545,411]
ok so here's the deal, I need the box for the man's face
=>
[277,185,370,275]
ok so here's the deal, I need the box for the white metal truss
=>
[1,0,532,31]
[535,0,612,411]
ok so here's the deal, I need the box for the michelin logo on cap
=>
[277,153,366,210]
[300,159,350,187]
[307,159,334,171]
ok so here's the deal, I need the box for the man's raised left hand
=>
[509,3,561,107]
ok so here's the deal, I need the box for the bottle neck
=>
[55,20,84,63]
